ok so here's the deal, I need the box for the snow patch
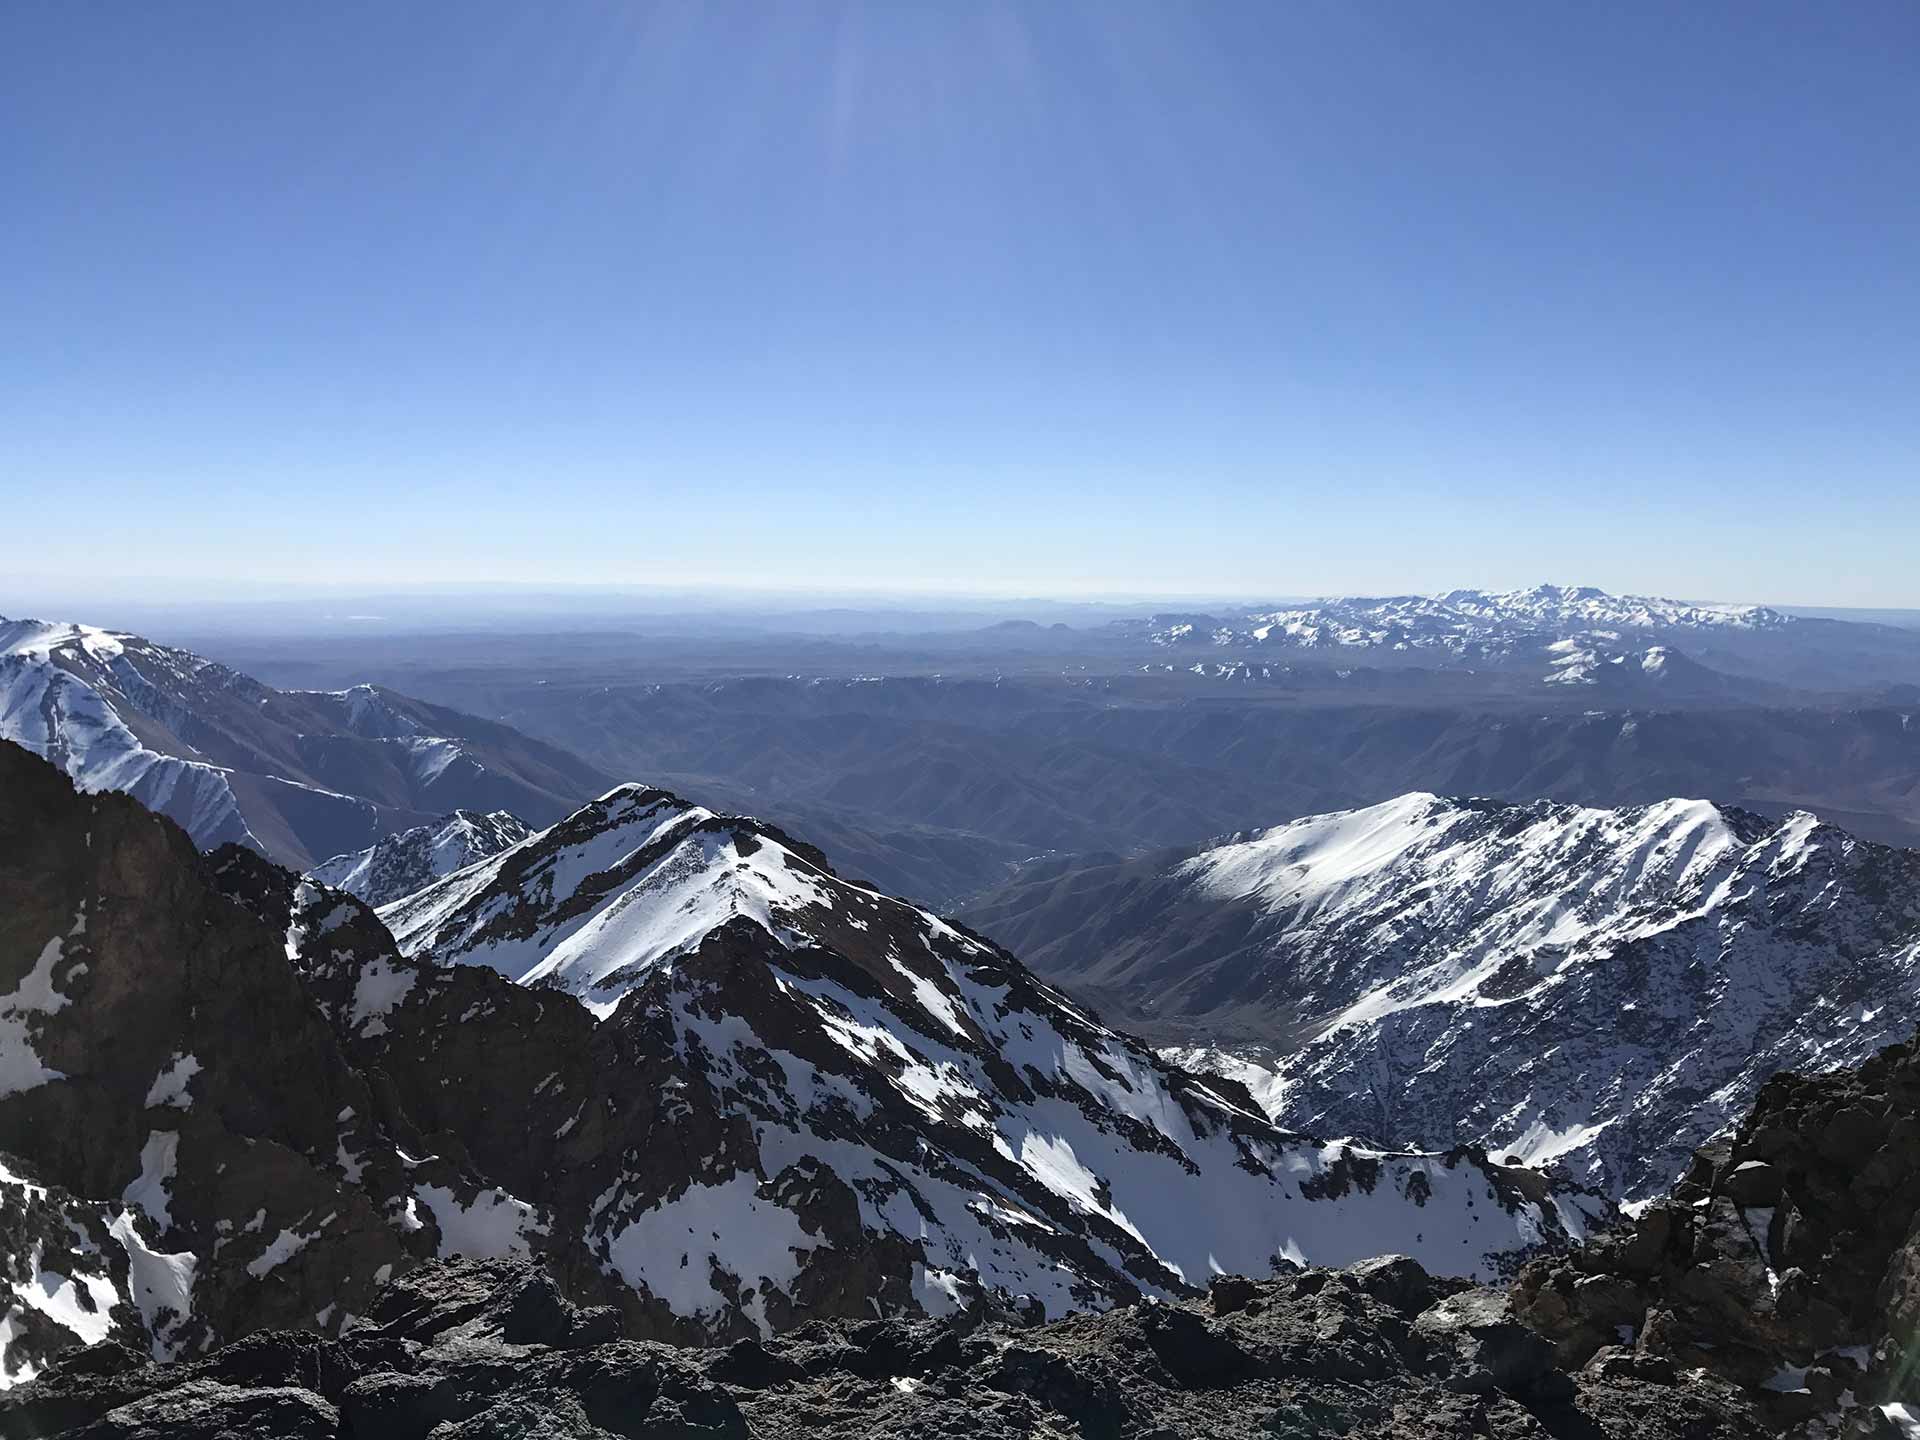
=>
[0,934,75,1098]
[602,1173,816,1337]
[122,1131,179,1231]
[413,1184,544,1260]
[142,1053,202,1110]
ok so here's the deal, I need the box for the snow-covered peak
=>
[0,614,260,853]
[1180,792,1744,961]
[998,791,1918,1200]
[1542,635,1691,686]
[378,787,833,1016]
[1435,585,1785,631]
[373,784,1606,1314]
[0,618,130,663]
[0,612,610,871]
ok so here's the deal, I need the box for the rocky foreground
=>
[1,1254,1764,1439]
[14,1024,1920,1439]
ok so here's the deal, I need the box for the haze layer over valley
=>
[165,585,1920,911]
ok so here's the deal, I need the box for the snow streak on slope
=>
[1179,793,1742,1025]
[1543,639,1674,685]
[0,1156,187,1385]
[1115,794,1920,1199]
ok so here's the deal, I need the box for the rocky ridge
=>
[0,739,1601,1390]
[1517,1029,1920,1436]
[20,1024,1920,1436]
[306,809,533,906]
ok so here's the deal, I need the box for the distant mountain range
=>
[0,615,612,868]
[964,792,1920,1200]
[1122,584,1920,694]
[1138,584,1784,653]
[204,583,1912,909]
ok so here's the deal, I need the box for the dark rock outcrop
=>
[3,1256,1764,1439]
[1516,1031,1920,1434]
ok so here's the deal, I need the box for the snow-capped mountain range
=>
[0,740,1605,1382]
[965,791,1920,1201]
[0,615,610,868]
[1118,585,1863,693]
[1145,585,1790,655]
[307,809,533,907]
[375,782,1604,1289]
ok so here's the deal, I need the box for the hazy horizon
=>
[7,572,1920,644]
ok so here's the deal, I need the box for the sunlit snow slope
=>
[978,792,1920,1200]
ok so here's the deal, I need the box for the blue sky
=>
[4,2,1918,604]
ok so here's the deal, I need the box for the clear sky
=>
[4,2,1918,604]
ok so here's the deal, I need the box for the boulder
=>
[1413,1289,1557,1399]
[1348,1255,1437,1317]
[1722,1160,1783,1206]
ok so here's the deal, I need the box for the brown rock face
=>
[0,742,430,1363]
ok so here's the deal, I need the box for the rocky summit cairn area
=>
[6,1253,1762,1439]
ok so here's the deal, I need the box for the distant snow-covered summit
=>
[1144,584,1790,658]
[0,613,610,867]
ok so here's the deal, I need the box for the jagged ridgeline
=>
[0,738,1601,1387]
